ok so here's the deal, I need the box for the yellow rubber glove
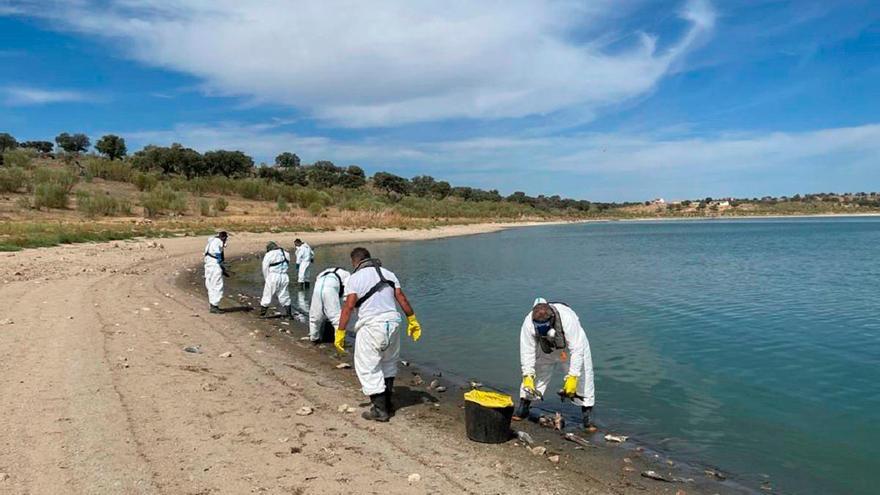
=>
[334,328,346,354]
[562,375,578,397]
[522,374,537,396]
[406,314,422,342]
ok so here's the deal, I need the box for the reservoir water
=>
[239,218,880,494]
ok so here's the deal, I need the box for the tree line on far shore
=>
[0,131,611,213]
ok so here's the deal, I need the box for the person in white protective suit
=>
[293,239,314,290]
[308,267,351,343]
[513,298,596,430]
[335,247,423,422]
[259,241,293,319]
[203,231,229,314]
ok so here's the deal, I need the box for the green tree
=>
[275,152,301,168]
[372,172,410,195]
[340,165,366,189]
[131,143,206,177]
[306,160,342,188]
[431,180,452,199]
[20,140,54,153]
[411,175,436,197]
[95,134,127,160]
[55,133,91,153]
[204,150,254,178]
[0,133,17,152]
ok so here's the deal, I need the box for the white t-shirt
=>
[343,266,401,318]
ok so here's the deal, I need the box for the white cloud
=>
[119,121,880,200]
[10,0,715,127]
[2,86,91,105]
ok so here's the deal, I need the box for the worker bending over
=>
[259,241,292,319]
[308,267,351,343]
[336,247,422,422]
[514,298,596,430]
[293,239,314,290]
[203,231,229,314]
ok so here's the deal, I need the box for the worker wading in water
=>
[335,247,423,422]
[259,241,293,319]
[514,298,596,430]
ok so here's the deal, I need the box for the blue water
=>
[257,218,880,494]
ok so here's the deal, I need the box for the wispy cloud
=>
[3,86,92,105]
[6,0,715,127]
[119,121,880,201]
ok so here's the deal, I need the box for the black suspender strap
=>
[353,260,395,308]
[268,248,289,267]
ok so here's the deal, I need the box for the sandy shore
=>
[0,221,738,494]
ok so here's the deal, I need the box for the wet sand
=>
[0,222,743,494]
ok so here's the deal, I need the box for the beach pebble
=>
[623,466,636,473]
[548,455,560,464]
[529,446,546,456]
[296,406,313,416]
[0,472,8,481]
[407,473,421,483]
[218,351,233,358]
[201,382,216,392]
[335,362,351,369]
[337,404,351,413]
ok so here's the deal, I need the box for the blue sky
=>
[1,0,878,201]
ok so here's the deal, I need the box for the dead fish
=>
[553,412,565,431]
[563,432,595,449]
[429,379,440,389]
[538,415,555,428]
[469,381,483,388]
[183,346,202,354]
[335,362,351,369]
[400,360,410,367]
[604,434,629,443]
[704,468,727,481]
[641,470,673,482]
[435,386,447,393]
[515,430,535,445]
[411,374,424,386]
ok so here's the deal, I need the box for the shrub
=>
[141,185,187,217]
[276,196,289,212]
[34,183,70,209]
[76,191,131,217]
[0,166,27,193]
[307,201,324,216]
[199,198,211,216]
[33,167,78,192]
[84,156,133,182]
[213,197,228,212]
[15,196,31,210]
[132,172,159,191]
[2,148,35,169]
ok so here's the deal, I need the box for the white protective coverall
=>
[295,243,314,283]
[261,248,292,308]
[345,266,402,396]
[520,299,595,408]
[308,268,351,341]
[203,236,225,306]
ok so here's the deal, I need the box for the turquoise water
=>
[250,218,880,494]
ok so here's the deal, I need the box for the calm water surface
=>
[246,218,880,494]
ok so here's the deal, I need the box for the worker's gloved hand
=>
[334,328,346,354]
[522,374,537,396]
[562,375,578,398]
[406,314,422,342]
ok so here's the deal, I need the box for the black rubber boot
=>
[581,406,595,430]
[384,377,395,417]
[283,305,293,319]
[209,305,221,314]
[259,306,269,318]
[362,392,390,422]
[512,398,531,421]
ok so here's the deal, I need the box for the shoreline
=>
[0,221,746,494]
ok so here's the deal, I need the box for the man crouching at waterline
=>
[335,247,423,422]
[514,298,596,431]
